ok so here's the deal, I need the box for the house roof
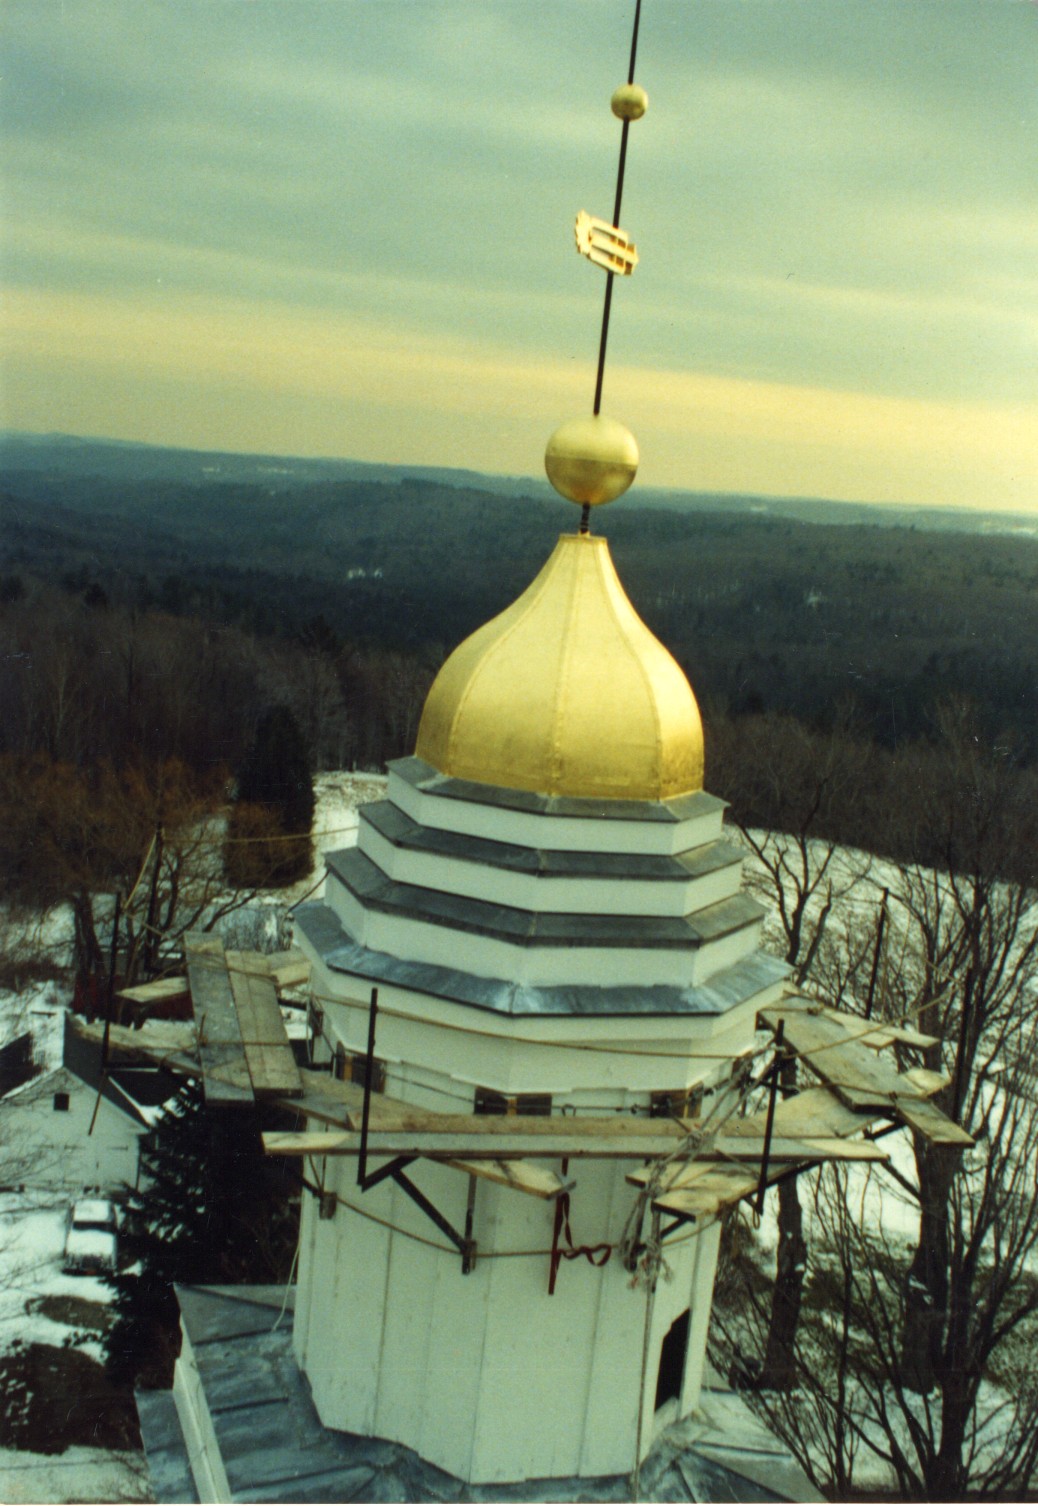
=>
[0,1031,38,1097]
[60,1013,182,1125]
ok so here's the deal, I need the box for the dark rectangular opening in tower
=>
[474,1088,552,1117]
[655,1307,690,1411]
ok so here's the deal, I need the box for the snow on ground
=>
[0,1445,150,1504]
[0,771,386,1501]
[0,771,388,972]
[748,1126,923,1259]
[285,769,386,899]
[0,782,1029,1496]
[0,1191,149,1504]
[0,1192,110,1360]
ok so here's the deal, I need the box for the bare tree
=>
[711,712,1038,1497]
[714,1042,1038,1499]
[0,754,277,1007]
[718,709,871,1390]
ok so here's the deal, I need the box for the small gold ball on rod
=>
[611,83,648,121]
[544,415,639,511]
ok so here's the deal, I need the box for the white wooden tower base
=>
[290,756,788,1484]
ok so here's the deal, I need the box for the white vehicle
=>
[63,1198,119,1275]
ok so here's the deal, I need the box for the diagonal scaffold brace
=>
[356,985,476,1272]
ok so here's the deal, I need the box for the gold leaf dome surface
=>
[415,533,704,800]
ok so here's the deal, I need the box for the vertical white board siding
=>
[413,1183,494,1480]
[305,1158,393,1435]
[681,1220,722,1416]
[372,1190,437,1448]
[292,758,765,1484]
[292,1183,318,1374]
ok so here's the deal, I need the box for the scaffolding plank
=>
[625,1136,885,1197]
[225,951,303,1100]
[761,1006,971,1146]
[771,1087,877,1139]
[443,1158,570,1200]
[229,948,310,990]
[729,1088,876,1141]
[184,933,253,1106]
[347,1111,692,1141]
[716,1135,887,1162]
[71,1016,200,1069]
[819,1005,937,1051]
[116,975,191,1009]
[289,1072,697,1140]
[626,1160,718,1193]
[761,1007,917,1106]
[654,1169,760,1219]
[267,949,311,989]
[262,1129,702,1160]
[899,1066,952,1098]
[895,1096,973,1146]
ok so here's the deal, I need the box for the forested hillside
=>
[2,435,1035,764]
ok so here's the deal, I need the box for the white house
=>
[0,1013,180,1194]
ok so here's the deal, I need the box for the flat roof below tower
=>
[144,1284,821,1504]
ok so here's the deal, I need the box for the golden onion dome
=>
[415,533,704,801]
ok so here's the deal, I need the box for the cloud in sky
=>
[2,0,1036,510]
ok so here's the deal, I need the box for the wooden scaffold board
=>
[184,933,253,1106]
[225,949,303,1100]
[185,934,302,1105]
[760,1003,973,1147]
[255,993,971,1228]
[115,975,192,1011]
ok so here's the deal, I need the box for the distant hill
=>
[2,431,1034,538]
[2,429,1035,764]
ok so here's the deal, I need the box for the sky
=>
[2,0,1036,512]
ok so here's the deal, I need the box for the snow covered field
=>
[0,1194,109,1353]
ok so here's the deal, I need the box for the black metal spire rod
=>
[592,0,643,417]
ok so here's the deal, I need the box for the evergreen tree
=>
[225,705,314,887]
[105,1080,299,1387]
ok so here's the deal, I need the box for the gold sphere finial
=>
[611,83,648,121]
[544,415,639,508]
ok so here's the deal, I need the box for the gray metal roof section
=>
[391,756,728,825]
[62,1011,183,1124]
[326,847,764,950]
[361,797,745,882]
[135,1387,200,1504]
[154,1284,819,1504]
[293,902,788,1018]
